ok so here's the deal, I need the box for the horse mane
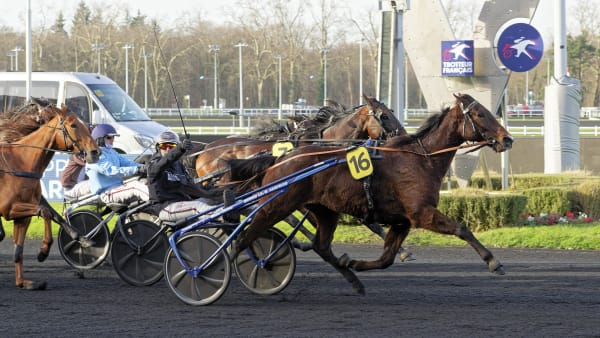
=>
[0,101,57,143]
[385,105,452,147]
[250,116,291,140]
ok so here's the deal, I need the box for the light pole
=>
[6,51,15,71]
[12,46,23,71]
[142,50,152,110]
[321,47,329,106]
[275,54,284,120]
[359,40,363,105]
[235,41,247,127]
[122,43,134,94]
[91,42,105,74]
[208,44,220,112]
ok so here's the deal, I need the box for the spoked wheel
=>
[58,210,110,270]
[233,228,296,295]
[111,220,168,286]
[164,232,231,306]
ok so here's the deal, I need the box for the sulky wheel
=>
[164,232,231,306]
[58,210,110,270]
[111,220,168,286]
[233,228,296,295]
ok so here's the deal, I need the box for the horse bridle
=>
[459,99,490,143]
[367,106,402,138]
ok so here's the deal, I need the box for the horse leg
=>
[0,218,5,242]
[311,206,365,295]
[365,222,415,262]
[343,223,411,272]
[285,213,315,252]
[38,196,93,248]
[13,218,47,290]
[416,207,504,274]
[36,207,54,262]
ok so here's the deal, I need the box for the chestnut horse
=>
[0,100,100,289]
[230,93,514,294]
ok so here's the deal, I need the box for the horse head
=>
[452,93,513,152]
[45,103,101,163]
[362,94,407,138]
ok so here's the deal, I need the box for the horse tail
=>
[227,155,277,183]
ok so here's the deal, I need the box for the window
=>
[65,83,91,123]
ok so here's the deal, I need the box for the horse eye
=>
[70,123,78,129]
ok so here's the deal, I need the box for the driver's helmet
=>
[156,131,180,145]
[155,131,180,151]
[91,124,119,146]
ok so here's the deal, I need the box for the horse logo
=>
[502,36,537,60]
[496,22,544,72]
[447,41,471,61]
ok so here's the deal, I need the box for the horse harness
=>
[0,115,80,179]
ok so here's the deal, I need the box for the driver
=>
[146,131,237,222]
[86,124,149,205]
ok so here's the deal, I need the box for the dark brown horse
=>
[195,96,411,259]
[231,93,513,294]
[0,100,100,289]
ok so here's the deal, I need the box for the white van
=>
[0,72,169,154]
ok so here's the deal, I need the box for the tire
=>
[233,228,296,295]
[164,232,231,306]
[58,210,110,270]
[111,220,168,286]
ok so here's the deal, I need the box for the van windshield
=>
[88,83,151,122]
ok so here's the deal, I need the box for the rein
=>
[0,115,80,179]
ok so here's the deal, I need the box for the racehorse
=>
[194,95,404,183]
[194,95,410,259]
[0,99,100,289]
[230,93,513,294]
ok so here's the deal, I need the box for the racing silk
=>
[147,145,221,215]
[147,145,194,203]
[86,146,141,194]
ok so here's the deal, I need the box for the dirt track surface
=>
[1,240,599,337]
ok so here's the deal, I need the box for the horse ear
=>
[363,94,374,107]
[453,93,461,99]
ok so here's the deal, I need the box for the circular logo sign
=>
[496,22,544,72]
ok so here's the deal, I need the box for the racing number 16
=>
[346,147,373,180]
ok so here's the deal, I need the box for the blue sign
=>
[441,40,474,76]
[496,22,544,72]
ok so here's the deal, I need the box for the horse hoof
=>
[488,259,505,275]
[493,265,506,275]
[399,251,416,262]
[338,253,351,268]
[353,281,366,295]
[21,281,48,290]
[37,250,50,262]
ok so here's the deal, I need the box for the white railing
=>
[166,125,600,137]
[147,107,600,120]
